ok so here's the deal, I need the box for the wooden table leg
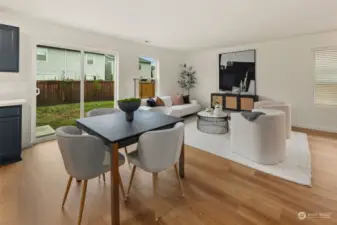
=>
[111,143,120,225]
[179,135,185,178]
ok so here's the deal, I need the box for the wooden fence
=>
[37,80,114,106]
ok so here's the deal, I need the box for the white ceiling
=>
[2,0,337,50]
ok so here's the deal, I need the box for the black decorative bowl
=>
[117,99,141,121]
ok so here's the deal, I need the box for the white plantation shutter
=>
[315,49,337,105]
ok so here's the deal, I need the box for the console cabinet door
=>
[0,116,21,158]
[212,95,223,108]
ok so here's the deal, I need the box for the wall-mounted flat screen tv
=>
[0,24,19,72]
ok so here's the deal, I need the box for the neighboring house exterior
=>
[36,46,115,81]
[139,57,156,79]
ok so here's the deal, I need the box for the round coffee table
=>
[197,111,229,134]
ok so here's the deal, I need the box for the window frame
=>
[86,54,95,65]
[313,47,337,107]
[37,48,48,62]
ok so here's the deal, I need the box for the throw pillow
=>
[147,98,156,107]
[172,94,183,105]
[183,95,190,104]
[155,96,165,106]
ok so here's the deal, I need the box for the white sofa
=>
[139,96,201,117]
[254,100,291,139]
[230,109,286,165]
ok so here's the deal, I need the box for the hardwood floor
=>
[1,134,337,225]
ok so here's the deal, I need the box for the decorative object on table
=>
[205,107,213,112]
[117,98,141,121]
[213,103,222,116]
[219,50,256,94]
[177,64,197,96]
[197,111,229,134]
[155,96,165,106]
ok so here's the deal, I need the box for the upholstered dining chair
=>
[56,126,126,225]
[126,122,185,220]
[86,108,131,167]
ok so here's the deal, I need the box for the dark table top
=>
[76,110,183,144]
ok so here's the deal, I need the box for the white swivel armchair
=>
[254,100,291,139]
[230,109,286,165]
[126,122,185,220]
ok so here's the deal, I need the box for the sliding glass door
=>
[83,52,115,115]
[34,46,116,141]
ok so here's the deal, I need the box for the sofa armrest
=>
[190,100,198,105]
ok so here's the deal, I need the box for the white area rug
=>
[184,116,312,186]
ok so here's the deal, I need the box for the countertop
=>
[0,99,26,107]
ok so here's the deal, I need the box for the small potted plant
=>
[117,97,141,121]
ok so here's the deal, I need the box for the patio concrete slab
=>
[36,125,55,138]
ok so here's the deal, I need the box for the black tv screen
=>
[0,24,19,72]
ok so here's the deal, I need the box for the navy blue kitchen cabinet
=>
[0,105,22,165]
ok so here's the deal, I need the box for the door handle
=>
[36,88,40,96]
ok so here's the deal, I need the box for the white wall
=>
[0,9,184,148]
[186,31,337,132]
[220,50,255,66]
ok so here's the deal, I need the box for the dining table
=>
[76,110,185,225]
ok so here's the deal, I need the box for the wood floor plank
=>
[0,134,337,225]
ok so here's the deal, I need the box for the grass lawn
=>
[37,101,114,129]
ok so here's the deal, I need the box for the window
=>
[37,48,48,62]
[86,54,94,65]
[314,49,337,105]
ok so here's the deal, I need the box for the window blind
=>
[314,49,337,105]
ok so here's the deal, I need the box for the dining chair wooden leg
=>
[152,172,160,221]
[118,172,126,201]
[174,164,185,197]
[77,180,88,225]
[127,165,137,198]
[62,176,73,208]
[124,147,130,167]
[102,173,106,182]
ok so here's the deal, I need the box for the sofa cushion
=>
[141,98,148,106]
[147,98,156,107]
[183,95,190,104]
[139,106,170,114]
[155,96,165,106]
[170,104,201,117]
[160,96,173,107]
[172,95,183,105]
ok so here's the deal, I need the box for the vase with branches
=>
[177,64,197,96]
